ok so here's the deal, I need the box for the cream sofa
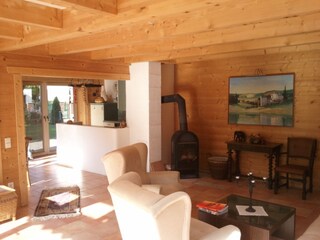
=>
[297,215,320,240]
[102,142,184,195]
[108,172,241,240]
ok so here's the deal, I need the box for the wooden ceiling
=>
[1,0,320,65]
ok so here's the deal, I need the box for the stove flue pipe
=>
[161,94,188,132]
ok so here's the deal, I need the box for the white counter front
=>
[56,124,129,175]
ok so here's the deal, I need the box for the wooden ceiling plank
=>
[172,49,268,64]
[0,0,62,30]
[173,43,320,64]
[63,0,117,14]
[3,0,320,53]
[0,0,218,51]
[49,0,320,55]
[124,31,320,63]
[33,0,118,14]
[91,45,152,59]
[4,45,128,66]
[265,43,320,55]
[91,12,320,59]
[0,22,23,40]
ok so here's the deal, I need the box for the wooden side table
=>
[226,140,283,189]
[0,185,18,222]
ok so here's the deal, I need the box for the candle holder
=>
[246,172,256,212]
[235,175,240,184]
[262,176,268,188]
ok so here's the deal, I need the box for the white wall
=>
[57,124,129,175]
[56,63,168,175]
[126,62,162,168]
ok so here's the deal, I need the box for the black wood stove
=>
[162,94,199,178]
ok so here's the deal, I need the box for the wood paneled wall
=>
[175,50,320,188]
[0,53,129,206]
[0,73,28,205]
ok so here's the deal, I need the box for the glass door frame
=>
[42,82,51,154]
[23,80,73,157]
[23,81,51,157]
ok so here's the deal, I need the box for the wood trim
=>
[6,67,130,80]
[0,0,62,30]
[26,0,118,14]
[13,75,28,206]
[0,136,2,184]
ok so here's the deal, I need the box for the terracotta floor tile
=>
[1,155,319,239]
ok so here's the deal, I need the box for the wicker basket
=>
[207,156,228,179]
[0,185,18,222]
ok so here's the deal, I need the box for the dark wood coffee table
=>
[198,194,296,240]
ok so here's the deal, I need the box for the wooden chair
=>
[274,137,317,200]
[25,137,32,186]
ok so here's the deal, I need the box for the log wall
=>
[175,50,320,188]
[0,73,28,205]
[0,53,129,206]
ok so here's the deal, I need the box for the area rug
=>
[33,185,81,221]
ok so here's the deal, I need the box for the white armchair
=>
[108,172,241,240]
[101,142,184,195]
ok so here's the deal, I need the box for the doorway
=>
[23,82,74,157]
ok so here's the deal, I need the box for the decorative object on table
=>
[246,172,255,212]
[120,120,127,128]
[262,176,269,188]
[234,131,246,142]
[236,205,268,216]
[0,185,17,222]
[234,174,269,216]
[33,186,81,221]
[228,73,294,127]
[235,175,240,184]
[94,96,105,103]
[196,200,228,215]
[249,134,265,144]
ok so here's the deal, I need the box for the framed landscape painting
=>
[228,73,294,127]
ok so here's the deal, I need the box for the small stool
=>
[0,185,18,222]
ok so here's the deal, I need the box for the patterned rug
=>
[33,186,81,221]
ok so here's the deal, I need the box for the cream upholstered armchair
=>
[108,172,241,240]
[101,142,184,195]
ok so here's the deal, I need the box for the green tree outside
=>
[50,97,63,124]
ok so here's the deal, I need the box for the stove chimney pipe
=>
[161,94,188,131]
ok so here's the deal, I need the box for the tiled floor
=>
[1,155,320,239]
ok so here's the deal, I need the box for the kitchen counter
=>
[56,123,129,175]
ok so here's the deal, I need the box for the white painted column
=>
[126,62,162,169]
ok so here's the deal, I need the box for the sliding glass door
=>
[23,84,45,154]
[47,85,74,150]
[23,82,74,157]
